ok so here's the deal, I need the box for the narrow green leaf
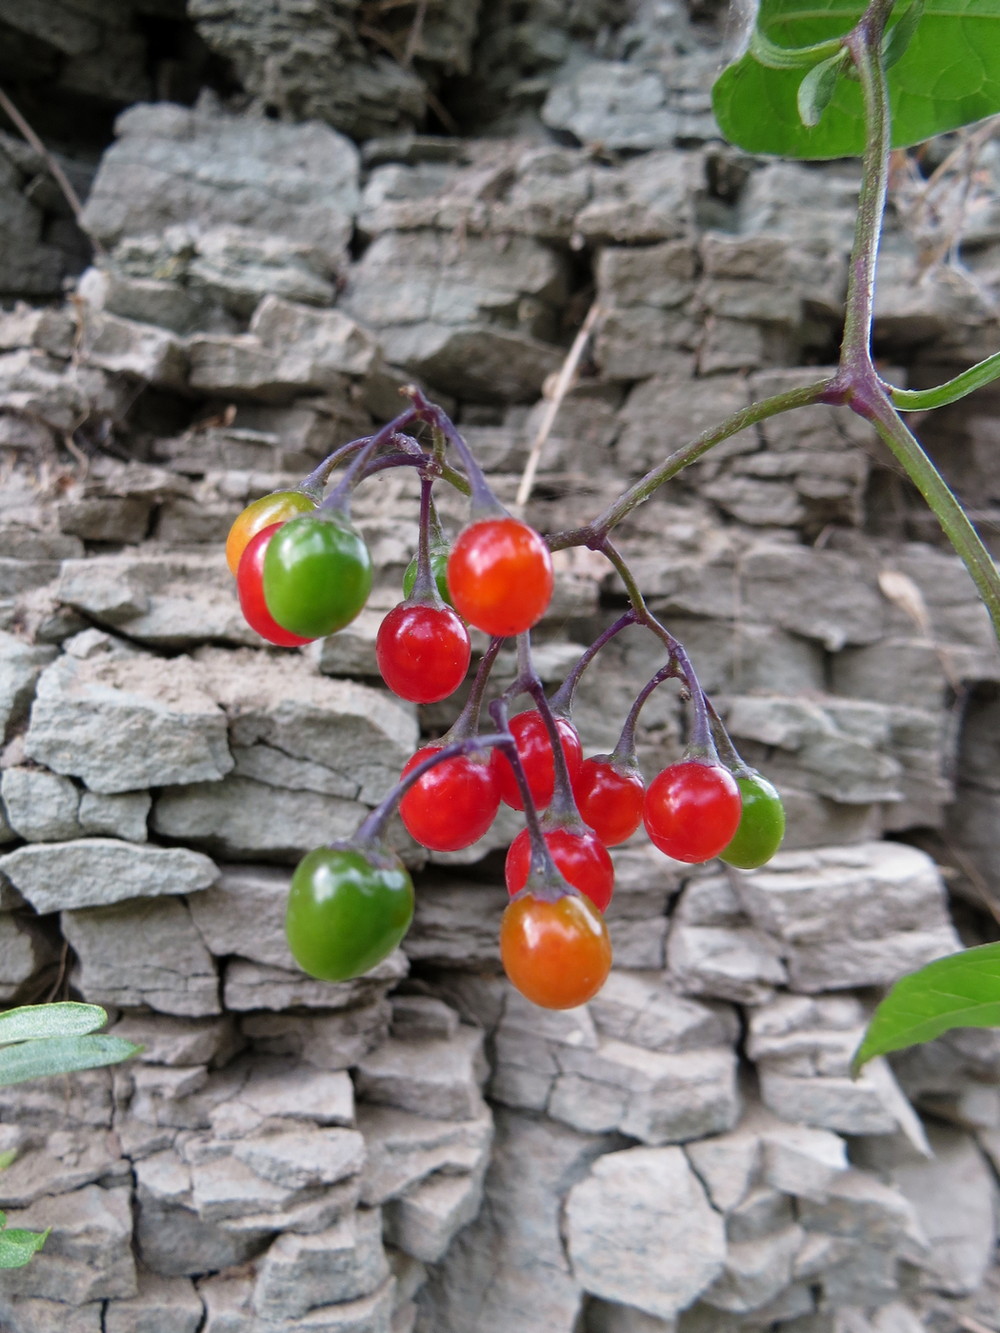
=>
[0,1226,49,1269]
[0,1002,108,1046]
[853,942,1000,1073]
[797,51,848,127]
[0,1034,141,1087]
[882,0,925,68]
[712,0,1000,159]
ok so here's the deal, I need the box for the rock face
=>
[0,3,999,1332]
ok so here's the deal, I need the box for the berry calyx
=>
[403,548,453,607]
[719,774,786,869]
[447,516,553,636]
[398,746,501,852]
[226,490,316,576]
[505,825,614,913]
[376,603,471,704]
[492,712,584,811]
[643,760,743,864]
[500,890,613,1009]
[262,512,372,639]
[237,524,315,648]
[573,755,645,846]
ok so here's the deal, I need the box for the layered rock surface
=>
[1,4,1000,1331]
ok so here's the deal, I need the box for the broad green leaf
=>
[853,942,1000,1072]
[0,1034,141,1087]
[0,1002,108,1046]
[713,0,1000,158]
[0,1226,49,1269]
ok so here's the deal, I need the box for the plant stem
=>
[867,397,1000,640]
[547,380,833,549]
[887,350,1000,411]
[835,0,894,382]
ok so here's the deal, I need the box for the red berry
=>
[505,826,614,913]
[447,517,553,636]
[375,603,471,704]
[643,760,742,863]
[237,524,314,648]
[574,756,645,846]
[492,713,583,811]
[398,746,501,852]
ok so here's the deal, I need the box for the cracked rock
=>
[566,1146,726,1321]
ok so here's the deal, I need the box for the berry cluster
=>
[224,391,786,1010]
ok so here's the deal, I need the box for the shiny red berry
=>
[398,746,501,852]
[505,825,615,913]
[375,603,471,704]
[643,760,742,864]
[574,755,645,846]
[492,713,584,811]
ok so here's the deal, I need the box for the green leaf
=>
[713,0,1000,159]
[882,0,925,68]
[0,1002,108,1046]
[0,1034,141,1087]
[0,1226,49,1269]
[0,1149,17,1171]
[798,51,849,127]
[853,942,1000,1073]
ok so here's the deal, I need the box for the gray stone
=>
[357,1103,493,1206]
[80,309,187,389]
[208,1061,355,1136]
[735,842,960,992]
[63,896,221,1016]
[403,878,511,969]
[0,1298,104,1333]
[0,1128,131,1208]
[134,1150,270,1277]
[194,648,420,806]
[111,1012,239,1068]
[233,1126,366,1193]
[384,1167,486,1264]
[54,553,258,649]
[25,648,234,794]
[390,995,461,1043]
[201,1271,396,1333]
[1,765,81,841]
[253,1208,388,1320]
[667,874,788,1005]
[749,996,928,1141]
[153,778,366,865]
[78,789,151,842]
[241,1004,391,1070]
[566,1146,726,1321]
[190,0,429,141]
[104,1269,204,1333]
[0,912,57,999]
[703,1224,805,1314]
[587,972,739,1054]
[0,631,57,741]
[82,101,358,271]
[1,839,216,912]
[553,1040,740,1145]
[863,1125,997,1296]
[543,62,678,151]
[355,1029,488,1121]
[223,954,408,1012]
[190,864,303,970]
[415,1110,601,1333]
[0,1184,136,1303]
